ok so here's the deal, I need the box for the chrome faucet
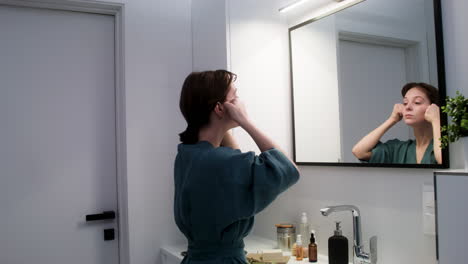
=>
[320,205,377,264]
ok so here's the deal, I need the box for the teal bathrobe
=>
[368,139,437,164]
[174,141,299,264]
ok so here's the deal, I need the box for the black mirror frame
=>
[288,0,449,168]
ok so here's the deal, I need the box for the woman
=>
[174,70,300,264]
[352,82,442,164]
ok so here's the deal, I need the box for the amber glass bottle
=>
[308,232,317,262]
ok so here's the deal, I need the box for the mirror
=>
[289,0,448,167]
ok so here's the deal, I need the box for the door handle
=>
[85,211,116,221]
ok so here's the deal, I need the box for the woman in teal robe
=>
[174,70,299,264]
[352,82,442,164]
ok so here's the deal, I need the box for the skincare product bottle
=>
[302,244,308,259]
[308,231,317,263]
[299,212,310,245]
[296,234,304,261]
[328,222,348,264]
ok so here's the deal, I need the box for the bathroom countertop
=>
[160,235,352,264]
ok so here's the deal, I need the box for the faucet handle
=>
[369,236,377,264]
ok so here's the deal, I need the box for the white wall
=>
[226,0,468,264]
[95,0,192,263]
[192,0,230,71]
[443,0,468,97]
[228,0,293,154]
[290,16,342,163]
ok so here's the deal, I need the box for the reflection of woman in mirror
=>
[352,82,442,164]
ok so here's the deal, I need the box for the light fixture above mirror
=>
[279,0,366,26]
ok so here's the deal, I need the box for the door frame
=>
[0,1,129,263]
[338,31,422,82]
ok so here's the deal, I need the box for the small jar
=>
[275,224,296,252]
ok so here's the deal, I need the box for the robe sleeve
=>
[368,139,402,163]
[368,141,389,163]
[216,148,299,227]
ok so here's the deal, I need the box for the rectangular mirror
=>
[289,0,448,168]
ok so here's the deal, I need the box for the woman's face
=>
[225,83,238,103]
[402,87,431,126]
[224,83,239,128]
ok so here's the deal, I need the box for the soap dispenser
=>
[328,221,348,264]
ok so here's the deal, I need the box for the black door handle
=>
[86,211,116,221]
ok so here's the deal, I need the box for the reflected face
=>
[402,87,431,126]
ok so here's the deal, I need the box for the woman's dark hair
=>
[401,82,440,106]
[178,70,237,144]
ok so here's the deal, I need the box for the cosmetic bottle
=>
[276,223,295,252]
[299,212,310,245]
[296,234,304,261]
[308,231,317,262]
[328,222,348,264]
[302,244,308,260]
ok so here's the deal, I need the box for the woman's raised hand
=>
[223,98,250,127]
[425,104,440,124]
[389,103,404,123]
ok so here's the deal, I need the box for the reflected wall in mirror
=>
[289,0,448,167]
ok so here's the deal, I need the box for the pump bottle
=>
[299,212,310,245]
[328,221,348,264]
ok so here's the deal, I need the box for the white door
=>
[338,40,413,162]
[0,5,119,264]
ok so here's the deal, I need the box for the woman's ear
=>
[214,102,224,119]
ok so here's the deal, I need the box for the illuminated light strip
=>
[306,0,366,22]
[279,0,365,20]
[278,0,310,13]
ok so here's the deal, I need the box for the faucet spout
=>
[320,205,363,249]
[320,205,377,264]
[320,204,360,216]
